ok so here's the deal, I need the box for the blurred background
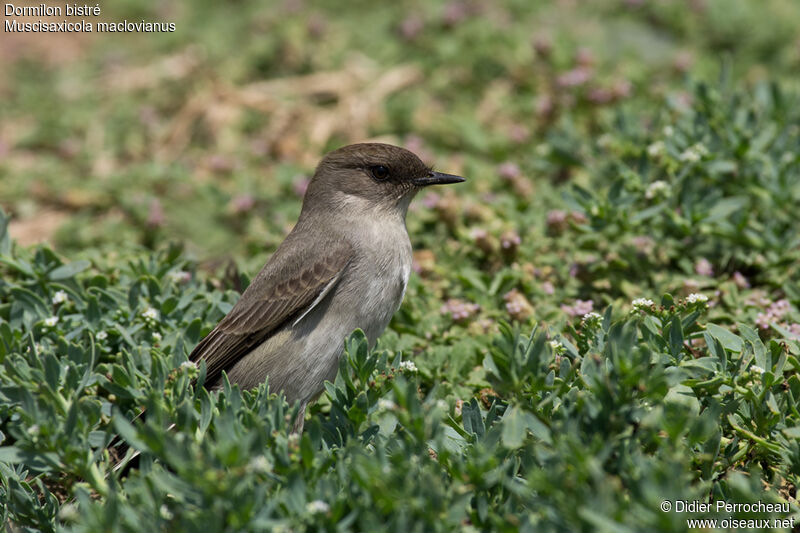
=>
[4,3,800,527]
[2,0,800,268]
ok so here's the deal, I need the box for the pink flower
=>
[504,290,534,321]
[683,279,701,293]
[500,231,521,249]
[557,67,593,88]
[470,228,495,255]
[306,14,326,38]
[500,230,521,257]
[422,192,440,209]
[575,48,595,67]
[674,91,694,110]
[546,210,569,233]
[480,192,497,203]
[59,139,81,159]
[587,87,613,105]
[404,135,433,165]
[282,0,304,13]
[147,199,165,228]
[292,176,310,197]
[745,291,772,308]
[570,211,588,225]
[611,80,632,99]
[755,299,792,330]
[399,15,424,40]
[732,272,750,289]
[547,210,567,224]
[442,1,468,26]
[470,228,487,240]
[695,258,714,277]
[507,124,530,143]
[631,236,654,255]
[561,299,594,317]
[541,281,555,295]
[207,154,235,174]
[440,298,480,322]
[569,264,579,278]
[497,162,521,180]
[535,95,555,119]
[230,194,255,214]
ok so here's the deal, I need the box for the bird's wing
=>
[189,237,353,386]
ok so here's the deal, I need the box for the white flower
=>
[678,143,708,163]
[152,332,162,342]
[96,331,108,340]
[399,360,418,373]
[44,316,59,327]
[378,399,397,411]
[647,141,665,157]
[751,365,765,375]
[248,455,272,473]
[141,306,159,321]
[535,143,552,157]
[686,293,708,304]
[583,312,602,321]
[306,500,330,514]
[168,270,191,284]
[159,504,173,520]
[597,134,613,149]
[645,180,669,199]
[27,424,40,435]
[663,126,674,137]
[57,503,79,522]
[52,290,68,304]
[180,360,197,370]
[549,340,566,355]
[632,298,654,309]
[679,149,700,163]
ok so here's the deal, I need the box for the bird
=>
[189,142,465,430]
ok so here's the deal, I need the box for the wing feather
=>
[190,239,352,386]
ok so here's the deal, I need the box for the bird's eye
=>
[370,165,390,180]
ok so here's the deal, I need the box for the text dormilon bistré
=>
[5,3,176,33]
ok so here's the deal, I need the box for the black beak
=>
[413,171,466,187]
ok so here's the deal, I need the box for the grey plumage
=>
[189,143,464,428]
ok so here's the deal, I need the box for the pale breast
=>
[353,226,412,342]
[318,202,413,337]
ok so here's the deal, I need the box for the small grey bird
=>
[189,143,464,429]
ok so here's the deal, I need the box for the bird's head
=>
[301,143,465,219]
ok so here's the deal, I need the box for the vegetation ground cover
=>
[1,1,800,530]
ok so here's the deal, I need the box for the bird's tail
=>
[107,408,146,476]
